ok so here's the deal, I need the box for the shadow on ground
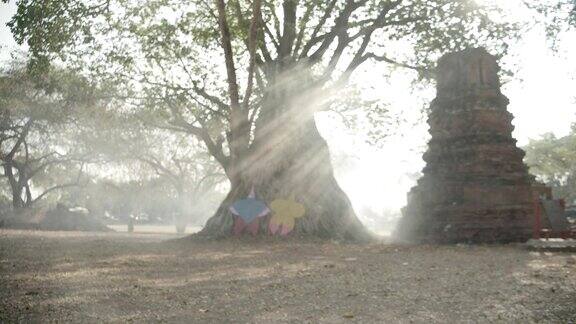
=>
[0,229,575,323]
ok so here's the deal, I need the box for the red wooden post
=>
[533,193,541,240]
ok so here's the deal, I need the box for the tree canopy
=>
[6,0,518,173]
[525,0,576,43]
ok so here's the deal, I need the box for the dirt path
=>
[0,229,575,323]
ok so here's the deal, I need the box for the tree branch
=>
[293,1,313,56]
[215,0,241,111]
[215,0,250,162]
[363,53,429,74]
[243,0,262,110]
[298,0,338,58]
[168,117,229,169]
[5,118,33,160]
[31,163,86,204]
[279,0,297,59]
[307,0,367,64]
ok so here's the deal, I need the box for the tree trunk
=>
[175,187,187,234]
[198,67,372,242]
[4,163,25,210]
[11,187,25,210]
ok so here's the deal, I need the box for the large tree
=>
[8,0,517,240]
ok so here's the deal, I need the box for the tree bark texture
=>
[198,67,371,241]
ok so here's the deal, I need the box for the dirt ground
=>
[0,229,575,323]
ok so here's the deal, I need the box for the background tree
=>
[8,0,519,240]
[524,127,576,205]
[0,60,98,210]
[114,126,226,233]
[64,109,227,231]
[135,140,226,233]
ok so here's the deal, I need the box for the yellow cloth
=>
[269,198,305,234]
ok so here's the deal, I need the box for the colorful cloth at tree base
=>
[229,191,270,235]
[232,216,261,236]
[269,198,306,236]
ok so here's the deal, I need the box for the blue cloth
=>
[229,198,270,223]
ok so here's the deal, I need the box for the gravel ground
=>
[0,229,575,323]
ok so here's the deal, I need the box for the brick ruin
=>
[395,48,543,243]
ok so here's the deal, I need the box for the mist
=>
[1,0,576,322]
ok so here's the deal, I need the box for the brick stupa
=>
[395,48,539,243]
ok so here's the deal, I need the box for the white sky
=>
[1,1,575,230]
